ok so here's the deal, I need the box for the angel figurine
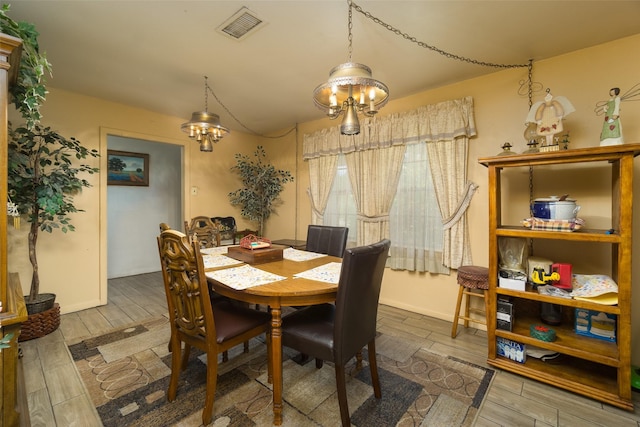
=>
[595,84,640,146]
[525,89,575,147]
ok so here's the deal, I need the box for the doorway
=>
[106,135,183,278]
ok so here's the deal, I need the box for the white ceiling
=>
[7,1,640,135]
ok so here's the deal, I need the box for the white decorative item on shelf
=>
[7,197,19,229]
[525,89,575,148]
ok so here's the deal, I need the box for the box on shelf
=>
[574,309,616,342]
[498,276,526,291]
[497,337,526,363]
[497,297,513,331]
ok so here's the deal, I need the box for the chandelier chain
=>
[351,1,528,69]
[527,58,535,255]
[204,77,296,138]
[347,0,353,62]
[204,76,209,112]
[527,60,534,108]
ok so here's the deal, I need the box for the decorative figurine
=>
[498,142,517,156]
[598,88,623,146]
[525,89,575,149]
[560,133,570,150]
[595,84,639,146]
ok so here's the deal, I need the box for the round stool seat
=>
[457,266,489,290]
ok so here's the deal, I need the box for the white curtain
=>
[304,127,344,224]
[420,97,478,268]
[427,139,476,268]
[345,144,406,245]
[303,96,477,269]
[306,155,338,224]
[389,142,448,273]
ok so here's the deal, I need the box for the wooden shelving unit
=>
[479,144,640,411]
[0,33,28,427]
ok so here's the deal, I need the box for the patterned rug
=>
[67,316,494,426]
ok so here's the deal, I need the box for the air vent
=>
[217,7,266,41]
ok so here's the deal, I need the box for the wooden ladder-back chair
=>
[161,222,248,361]
[157,229,272,425]
[185,216,220,248]
[282,239,390,426]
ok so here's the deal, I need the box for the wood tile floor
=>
[19,272,640,426]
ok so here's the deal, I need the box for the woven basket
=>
[19,303,61,341]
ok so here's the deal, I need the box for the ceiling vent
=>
[217,7,266,41]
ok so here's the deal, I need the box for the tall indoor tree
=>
[228,146,293,236]
[2,5,99,310]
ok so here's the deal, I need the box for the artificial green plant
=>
[1,5,99,304]
[228,146,293,236]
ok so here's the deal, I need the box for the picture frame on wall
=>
[107,150,150,186]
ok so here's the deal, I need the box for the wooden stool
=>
[451,265,489,338]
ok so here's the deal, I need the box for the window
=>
[389,143,444,272]
[324,143,444,272]
[324,155,357,246]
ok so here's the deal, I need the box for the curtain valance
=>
[303,96,476,160]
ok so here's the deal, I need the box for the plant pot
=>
[24,292,56,315]
[19,303,60,341]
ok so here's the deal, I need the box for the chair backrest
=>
[186,216,219,248]
[157,229,215,343]
[305,225,349,258]
[211,216,237,241]
[334,239,390,364]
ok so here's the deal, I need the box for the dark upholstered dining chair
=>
[157,228,272,425]
[305,225,349,258]
[281,239,391,427]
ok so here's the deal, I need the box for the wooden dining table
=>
[205,250,340,426]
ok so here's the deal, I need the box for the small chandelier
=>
[181,76,229,152]
[312,0,389,135]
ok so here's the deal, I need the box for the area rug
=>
[67,316,494,426]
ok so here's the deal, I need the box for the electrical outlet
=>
[191,186,198,196]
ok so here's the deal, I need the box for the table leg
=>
[270,307,283,425]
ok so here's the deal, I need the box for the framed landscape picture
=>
[107,150,149,186]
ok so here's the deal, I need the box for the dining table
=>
[203,246,341,426]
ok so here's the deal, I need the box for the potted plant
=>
[2,6,99,325]
[8,124,99,313]
[228,146,293,236]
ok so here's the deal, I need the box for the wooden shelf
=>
[480,144,639,411]
[488,356,631,411]
[497,312,619,366]
[495,226,621,243]
[1,32,27,427]
[496,286,621,314]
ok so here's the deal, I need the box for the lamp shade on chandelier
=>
[313,62,389,135]
[181,76,229,152]
[312,0,389,135]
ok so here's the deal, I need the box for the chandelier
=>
[181,76,229,152]
[312,0,389,135]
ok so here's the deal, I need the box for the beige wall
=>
[7,34,640,359]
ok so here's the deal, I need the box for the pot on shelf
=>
[532,196,580,220]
